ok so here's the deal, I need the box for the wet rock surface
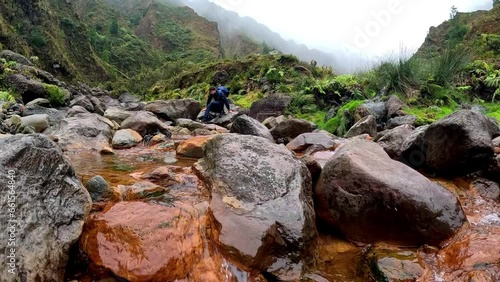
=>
[315,139,466,246]
[0,134,91,282]
[195,134,316,276]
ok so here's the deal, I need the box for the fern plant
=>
[485,70,500,102]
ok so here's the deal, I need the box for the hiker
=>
[201,86,231,122]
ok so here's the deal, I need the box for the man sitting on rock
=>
[201,86,231,123]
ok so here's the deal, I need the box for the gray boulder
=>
[286,132,340,153]
[386,95,406,118]
[270,118,315,144]
[25,98,50,108]
[23,104,66,126]
[230,114,274,142]
[146,99,201,121]
[386,115,417,130]
[358,102,387,124]
[422,110,495,175]
[249,94,292,122]
[376,125,414,159]
[0,50,33,66]
[315,139,466,246]
[98,95,121,108]
[0,134,91,282]
[85,176,116,202]
[20,114,49,133]
[6,74,47,104]
[46,113,114,151]
[104,107,132,124]
[345,115,377,138]
[121,111,170,137]
[195,134,316,276]
[399,125,430,168]
[112,129,143,149]
[69,95,94,112]
[66,106,89,117]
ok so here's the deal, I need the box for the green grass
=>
[296,111,326,128]
[232,91,264,109]
[482,102,500,121]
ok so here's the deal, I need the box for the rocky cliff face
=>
[0,0,110,82]
[416,5,500,62]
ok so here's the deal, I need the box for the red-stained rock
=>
[176,136,214,158]
[80,202,204,281]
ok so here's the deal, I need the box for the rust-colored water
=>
[65,146,500,282]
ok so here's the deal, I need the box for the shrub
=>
[43,84,66,106]
[0,91,15,102]
[432,47,471,86]
[373,56,421,97]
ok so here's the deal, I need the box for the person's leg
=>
[203,101,221,121]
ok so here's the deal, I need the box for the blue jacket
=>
[207,89,230,110]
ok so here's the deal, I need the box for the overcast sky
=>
[209,0,493,60]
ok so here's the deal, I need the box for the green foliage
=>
[481,34,500,53]
[287,93,316,114]
[109,18,119,35]
[431,47,471,86]
[494,0,499,7]
[322,100,365,135]
[445,11,469,47]
[29,27,47,48]
[154,21,192,51]
[0,91,15,102]
[483,102,500,121]
[373,57,421,96]
[43,84,66,106]
[266,67,285,84]
[231,91,264,109]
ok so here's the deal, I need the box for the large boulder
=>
[46,113,114,151]
[399,125,429,168]
[270,118,315,144]
[6,74,47,103]
[121,111,170,137]
[315,139,466,246]
[249,94,292,122]
[345,115,377,138]
[80,202,213,281]
[0,134,91,281]
[230,114,274,142]
[195,134,316,275]
[376,125,414,159]
[422,110,495,175]
[1,50,34,66]
[146,99,201,121]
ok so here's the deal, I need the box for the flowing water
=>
[64,146,500,282]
